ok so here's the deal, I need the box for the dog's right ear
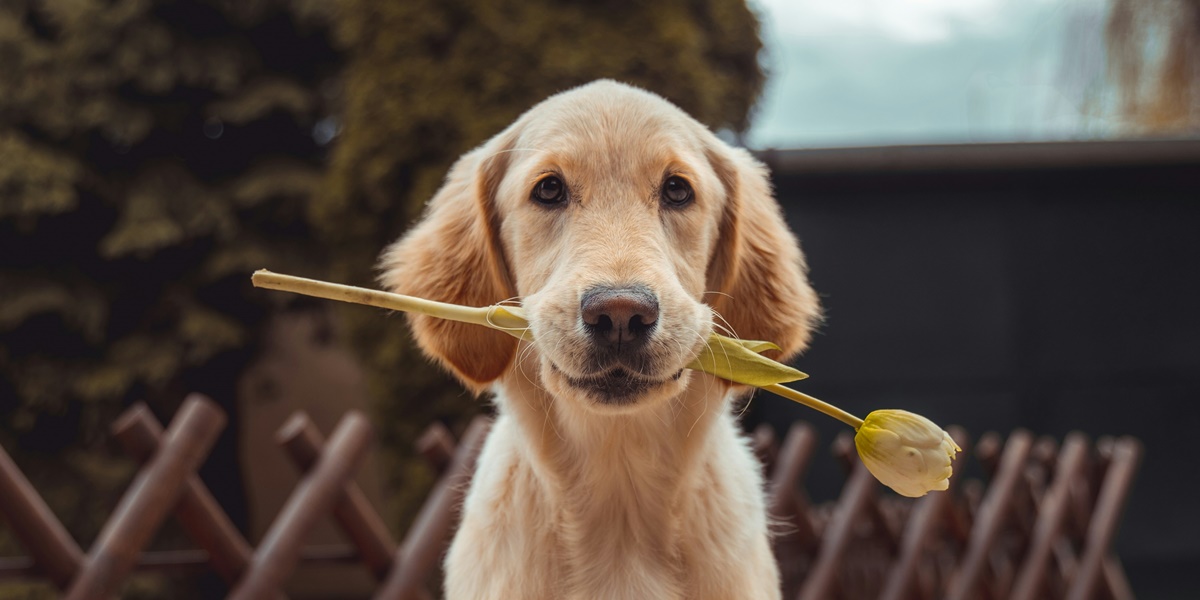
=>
[379,133,518,394]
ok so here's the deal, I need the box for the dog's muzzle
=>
[547,285,675,403]
[580,285,659,357]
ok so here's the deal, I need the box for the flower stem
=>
[762,383,864,429]
[252,269,490,326]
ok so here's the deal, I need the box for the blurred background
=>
[0,0,1196,597]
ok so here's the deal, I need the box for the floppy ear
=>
[379,136,517,394]
[705,144,822,362]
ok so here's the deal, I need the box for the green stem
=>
[762,383,864,429]
[251,270,529,333]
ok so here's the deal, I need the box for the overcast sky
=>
[746,0,1118,148]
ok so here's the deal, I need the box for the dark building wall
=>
[754,140,1200,595]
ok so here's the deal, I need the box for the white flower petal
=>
[854,409,959,498]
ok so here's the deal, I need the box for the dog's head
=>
[381,80,820,412]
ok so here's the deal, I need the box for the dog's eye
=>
[661,176,693,207]
[532,176,567,205]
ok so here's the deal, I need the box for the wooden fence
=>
[0,395,1140,599]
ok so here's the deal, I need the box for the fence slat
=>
[945,429,1033,600]
[768,422,818,546]
[0,443,83,588]
[752,423,780,473]
[770,422,819,598]
[0,546,360,579]
[375,417,492,600]
[797,435,877,600]
[277,412,398,580]
[1009,432,1089,600]
[1066,437,1142,600]
[64,394,227,600]
[1103,555,1135,600]
[878,427,971,600]
[227,411,373,600]
[111,403,256,587]
[416,423,456,475]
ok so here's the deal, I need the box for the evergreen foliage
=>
[0,1,338,594]
[0,0,764,594]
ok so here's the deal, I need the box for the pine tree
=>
[0,1,338,594]
[0,0,765,594]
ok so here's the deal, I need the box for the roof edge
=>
[754,137,1200,174]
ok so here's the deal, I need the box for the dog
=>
[380,80,820,599]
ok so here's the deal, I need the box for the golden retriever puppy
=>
[381,80,820,600]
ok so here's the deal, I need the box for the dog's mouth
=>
[554,363,685,404]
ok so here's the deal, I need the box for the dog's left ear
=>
[378,132,518,394]
[705,142,822,362]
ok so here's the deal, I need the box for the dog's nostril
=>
[594,314,614,333]
[628,314,652,334]
[580,286,659,349]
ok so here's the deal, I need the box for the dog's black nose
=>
[580,286,659,351]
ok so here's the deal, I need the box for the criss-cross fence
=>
[0,395,1140,599]
[756,423,1141,600]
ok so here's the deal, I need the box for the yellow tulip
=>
[854,410,960,497]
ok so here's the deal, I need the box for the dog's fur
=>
[380,80,820,600]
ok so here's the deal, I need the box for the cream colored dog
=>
[381,80,820,600]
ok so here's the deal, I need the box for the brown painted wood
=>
[0,441,83,588]
[797,433,878,600]
[1010,432,1089,600]
[227,411,373,600]
[945,429,1034,600]
[769,422,818,546]
[111,402,256,587]
[1066,437,1142,600]
[64,395,227,600]
[878,427,971,600]
[375,417,491,600]
[277,411,398,580]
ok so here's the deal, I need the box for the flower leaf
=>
[686,333,808,386]
[732,339,782,354]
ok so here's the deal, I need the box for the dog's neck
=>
[494,369,737,585]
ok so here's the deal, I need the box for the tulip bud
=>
[854,409,960,497]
